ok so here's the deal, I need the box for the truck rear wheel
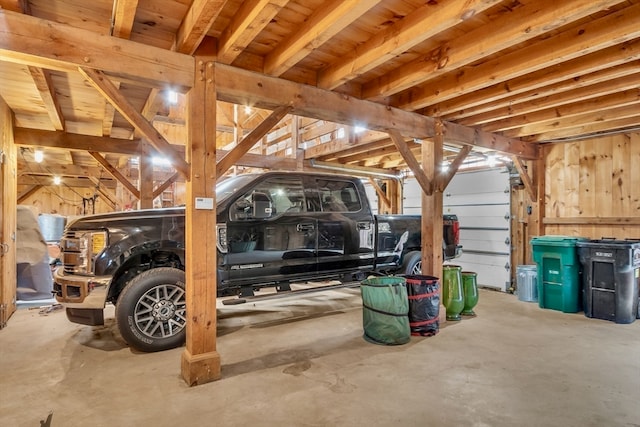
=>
[115,267,186,352]
[402,251,422,275]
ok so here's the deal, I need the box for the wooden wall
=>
[511,131,640,270]
[18,185,114,217]
[1,97,17,326]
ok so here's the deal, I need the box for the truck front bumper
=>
[52,267,110,309]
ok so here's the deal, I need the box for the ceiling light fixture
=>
[34,150,44,163]
[53,176,61,185]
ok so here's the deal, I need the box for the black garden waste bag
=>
[404,275,440,336]
[360,276,410,345]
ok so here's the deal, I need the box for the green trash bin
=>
[531,236,586,313]
[360,276,410,345]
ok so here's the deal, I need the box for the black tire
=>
[401,251,422,275]
[115,267,186,352]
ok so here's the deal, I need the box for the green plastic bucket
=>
[360,276,410,345]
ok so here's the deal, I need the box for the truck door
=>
[225,175,318,287]
[312,177,375,276]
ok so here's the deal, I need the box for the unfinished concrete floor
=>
[1,288,639,427]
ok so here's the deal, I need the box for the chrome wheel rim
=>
[411,260,422,275]
[134,284,186,339]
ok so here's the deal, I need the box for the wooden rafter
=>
[511,156,536,202]
[367,178,391,211]
[152,172,179,199]
[217,0,287,64]
[362,0,621,100]
[78,68,190,177]
[17,185,42,203]
[390,4,640,111]
[88,176,119,210]
[264,0,380,76]
[318,0,501,90]
[428,41,640,120]
[175,0,225,55]
[110,0,139,39]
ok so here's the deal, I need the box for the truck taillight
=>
[453,221,460,245]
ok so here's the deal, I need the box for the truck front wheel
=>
[402,251,422,275]
[115,267,186,352]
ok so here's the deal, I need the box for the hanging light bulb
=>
[34,150,44,163]
[244,105,252,114]
[53,176,61,185]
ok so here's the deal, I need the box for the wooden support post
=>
[533,149,546,238]
[421,121,444,278]
[181,47,221,386]
[0,98,17,327]
[139,140,153,209]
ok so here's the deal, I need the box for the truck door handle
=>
[356,222,371,230]
[296,223,314,232]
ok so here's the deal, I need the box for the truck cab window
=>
[317,179,362,212]
[230,176,306,221]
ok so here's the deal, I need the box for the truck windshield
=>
[216,175,257,204]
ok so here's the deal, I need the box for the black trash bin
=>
[576,239,640,324]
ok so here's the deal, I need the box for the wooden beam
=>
[362,0,620,100]
[110,0,139,39]
[368,178,391,212]
[421,133,443,279]
[318,0,500,90]
[88,152,140,199]
[390,3,640,111]
[139,141,153,209]
[78,68,190,178]
[0,9,193,91]
[27,66,65,131]
[152,172,179,199]
[215,64,537,159]
[181,53,221,386]
[388,130,433,195]
[14,128,139,154]
[529,115,640,142]
[217,106,291,177]
[17,185,42,204]
[511,156,536,202]
[437,144,471,192]
[19,176,117,189]
[88,176,119,210]
[264,0,380,76]
[18,162,111,179]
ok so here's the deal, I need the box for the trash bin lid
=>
[530,235,587,247]
[576,239,640,249]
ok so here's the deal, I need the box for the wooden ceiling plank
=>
[110,0,139,39]
[0,9,194,91]
[175,0,226,55]
[430,41,640,120]
[264,0,381,76]
[388,129,433,195]
[218,0,288,65]
[217,105,292,176]
[392,4,640,111]
[461,66,640,127]
[78,67,190,177]
[89,151,140,199]
[27,66,65,131]
[318,0,501,90]
[363,0,621,100]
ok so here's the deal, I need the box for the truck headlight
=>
[75,231,107,274]
[217,224,227,253]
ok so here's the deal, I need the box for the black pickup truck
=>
[53,172,460,351]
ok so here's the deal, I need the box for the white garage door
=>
[404,168,511,292]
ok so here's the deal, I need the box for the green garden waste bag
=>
[360,276,410,345]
